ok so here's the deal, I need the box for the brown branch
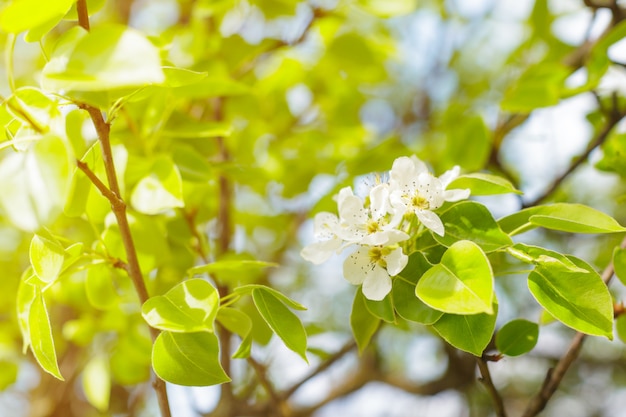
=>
[75,4,170,416]
[281,340,357,400]
[521,235,626,417]
[477,356,507,417]
[522,108,625,208]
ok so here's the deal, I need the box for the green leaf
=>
[233,284,306,311]
[29,286,64,380]
[29,234,65,284]
[82,355,110,412]
[42,24,164,92]
[0,134,73,231]
[528,254,613,338]
[614,248,626,287]
[0,0,75,33]
[0,360,18,390]
[142,279,219,333]
[217,307,253,359]
[363,290,395,323]
[392,278,443,325]
[130,156,184,215]
[252,288,308,361]
[499,203,626,236]
[496,319,539,356]
[416,240,494,315]
[162,67,208,88]
[152,331,230,386]
[447,173,522,196]
[432,303,498,356]
[529,204,626,234]
[392,252,443,325]
[6,87,61,133]
[350,289,380,353]
[501,63,570,112]
[16,273,37,352]
[435,201,513,252]
[85,263,119,310]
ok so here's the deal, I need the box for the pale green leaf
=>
[432,303,498,356]
[131,157,184,215]
[528,255,613,338]
[29,286,63,380]
[142,279,219,333]
[152,331,230,386]
[16,273,37,352]
[252,288,308,361]
[29,234,65,283]
[82,355,110,412]
[447,173,522,196]
[435,201,513,252]
[42,24,164,92]
[0,0,75,33]
[614,248,626,287]
[416,241,494,315]
[529,204,625,233]
[496,319,539,356]
[233,284,306,311]
[86,263,119,310]
[216,307,253,359]
[350,289,380,353]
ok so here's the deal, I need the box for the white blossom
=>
[343,245,408,300]
[300,212,343,264]
[389,155,470,236]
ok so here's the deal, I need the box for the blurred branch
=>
[521,235,626,417]
[477,356,507,417]
[522,99,625,208]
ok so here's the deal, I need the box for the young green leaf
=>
[613,248,626,287]
[17,274,37,353]
[528,255,613,338]
[435,201,513,252]
[496,319,539,356]
[217,307,253,359]
[29,286,63,380]
[432,303,498,356]
[131,157,184,215]
[0,0,74,33]
[29,234,65,284]
[416,240,494,315]
[252,288,308,361]
[363,290,395,323]
[82,355,111,412]
[351,289,380,353]
[447,173,522,195]
[392,278,443,325]
[86,263,119,310]
[234,284,306,310]
[152,331,231,386]
[142,279,219,333]
[529,203,626,233]
[42,24,165,92]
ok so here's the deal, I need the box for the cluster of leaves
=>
[1,0,626,417]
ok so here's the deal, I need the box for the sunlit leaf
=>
[29,234,65,284]
[252,287,308,361]
[351,289,380,353]
[448,173,522,196]
[416,240,494,315]
[131,156,184,215]
[0,0,74,33]
[142,279,219,333]
[29,286,63,380]
[152,331,230,386]
[432,303,498,357]
[82,355,110,412]
[217,307,253,359]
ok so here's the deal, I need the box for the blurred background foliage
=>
[1,0,626,416]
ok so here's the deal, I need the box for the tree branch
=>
[477,356,507,417]
[76,3,171,416]
[522,107,625,208]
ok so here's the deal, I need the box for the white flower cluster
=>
[301,155,470,301]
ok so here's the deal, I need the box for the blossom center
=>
[410,193,429,210]
[368,246,389,268]
[366,219,381,234]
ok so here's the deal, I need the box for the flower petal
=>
[338,194,367,225]
[443,188,470,202]
[301,239,342,264]
[369,183,390,219]
[416,209,445,236]
[343,248,370,285]
[438,165,460,187]
[384,247,408,276]
[362,265,392,301]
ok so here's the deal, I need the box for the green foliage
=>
[0,1,625,416]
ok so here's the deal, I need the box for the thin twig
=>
[522,109,625,208]
[477,356,507,417]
